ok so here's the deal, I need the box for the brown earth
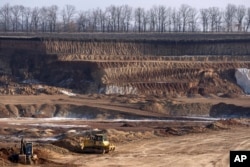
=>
[1,34,250,97]
[0,94,249,166]
[0,34,250,166]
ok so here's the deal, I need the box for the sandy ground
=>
[54,127,249,167]
[0,118,249,167]
[0,95,249,167]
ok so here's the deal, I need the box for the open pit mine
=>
[0,33,250,166]
[1,33,250,118]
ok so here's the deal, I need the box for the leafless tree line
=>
[1,3,250,33]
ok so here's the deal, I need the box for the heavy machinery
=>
[18,138,38,164]
[80,133,115,154]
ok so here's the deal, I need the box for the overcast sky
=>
[1,0,250,10]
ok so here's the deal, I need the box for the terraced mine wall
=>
[1,33,250,96]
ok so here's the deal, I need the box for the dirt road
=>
[0,95,169,118]
[48,127,250,167]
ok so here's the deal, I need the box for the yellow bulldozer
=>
[80,133,115,154]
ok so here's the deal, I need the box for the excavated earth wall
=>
[1,34,250,96]
[1,33,250,118]
[44,39,250,56]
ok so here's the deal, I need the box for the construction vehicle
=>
[18,138,38,164]
[80,133,115,154]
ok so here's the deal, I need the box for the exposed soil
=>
[0,34,250,166]
[0,94,249,166]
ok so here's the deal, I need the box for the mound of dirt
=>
[210,103,250,118]
[216,119,248,126]
[154,125,207,137]
[206,119,248,130]
[141,101,168,114]
[52,137,83,153]
[206,121,229,130]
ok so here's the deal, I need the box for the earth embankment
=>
[0,33,250,119]
[0,33,250,166]
[0,95,249,119]
[1,33,250,97]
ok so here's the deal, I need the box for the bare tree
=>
[171,8,179,32]
[215,11,223,32]
[119,5,132,32]
[105,10,111,32]
[40,7,48,32]
[200,9,209,32]
[0,4,11,31]
[47,5,58,32]
[157,5,167,32]
[245,7,250,31]
[235,5,246,32]
[30,7,40,32]
[142,10,149,32]
[188,7,198,32]
[166,7,172,32]
[10,5,23,31]
[62,4,76,32]
[208,7,221,32]
[85,9,98,32]
[1,3,249,33]
[98,8,107,32]
[106,5,117,32]
[176,10,182,32]
[115,6,123,32]
[224,4,237,32]
[77,11,88,32]
[149,7,157,32]
[23,7,31,32]
[179,4,192,32]
[19,5,26,31]
[134,7,145,32]
[122,5,132,32]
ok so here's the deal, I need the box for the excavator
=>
[16,138,38,164]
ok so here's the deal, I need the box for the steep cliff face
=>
[0,38,97,94]
[44,38,250,56]
[0,34,250,96]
